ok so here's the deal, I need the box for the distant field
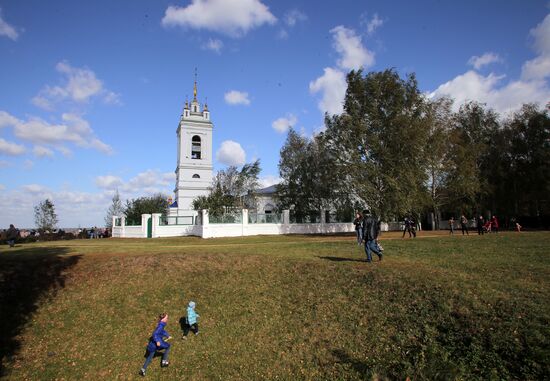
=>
[1,231,549,380]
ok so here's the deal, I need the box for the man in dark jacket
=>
[6,224,18,248]
[362,210,383,262]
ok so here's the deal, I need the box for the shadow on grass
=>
[0,246,81,377]
[316,255,366,263]
[332,349,372,376]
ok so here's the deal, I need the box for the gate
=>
[147,216,152,238]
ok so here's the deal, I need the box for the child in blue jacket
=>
[183,301,200,338]
[140,313,172,376]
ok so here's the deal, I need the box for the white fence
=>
[111,209,381,239]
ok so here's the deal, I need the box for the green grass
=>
[1,232,549,380]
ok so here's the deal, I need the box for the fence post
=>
[242,209,248,236]
[283,210,290,234]
[141,214,151,238]
[320,208,326,234]
[151,213,161,238]
[201,209,209,238]
[120,216,126,238]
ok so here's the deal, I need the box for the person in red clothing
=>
[491,215,499,233]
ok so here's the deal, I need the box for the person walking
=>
[362,210,383,262]
[402,217,413,238]
[477,215,484,235]
[353,212,363,245]
[183,301,200,338]
[448,217,455,234]
[491,216,499,233]
[460,215,469,235]
[6,224,18,247]
[140,313,172,376]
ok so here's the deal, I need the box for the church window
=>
[191,135,201,159]
[192,174,200,178]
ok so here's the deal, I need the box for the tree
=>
[502,104,550,217]
[104,189,124,228]
[124,193,169,224]
[278,128,340,221]
[192,160,261,216]
[323,69,429,220]
[424,97,454,228]
[446,101,498,214]
[34,199,58,232]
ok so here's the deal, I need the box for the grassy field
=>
[0,231,549,380]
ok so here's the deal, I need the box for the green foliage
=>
[192,160,261,215]
[104,189,123,228]
[124,193,169,224]
[33,199,58,232]
[277,129,341,221]
[322,69,429,220]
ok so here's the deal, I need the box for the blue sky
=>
[1,0,549,228]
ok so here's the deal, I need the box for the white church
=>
[112,79,356,238]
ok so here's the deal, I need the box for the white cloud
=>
[0,184,115,228]
[277,29,289,39]
[23,159,34,170]
[0,110,112,154]
[22,184,48,194]
[259,175,280,188]
[216,140,246,166]
[95,175,123,189]
[0,110,19,128]
[0,184,5,191]
[103,91,122,105]
[33,145,54,158]
[331,25,375,71]
[430,70,550,114]
[521,14,550,80]
[272,114,297,133]
[309,67,347,115]
[284,9,306,27]
[161,0,277,37]
[366,13,383,35]
[32,61,120,109]
[468,52,502,70]
[530,14,550,55]
[202,38,223,53]
[432,13,550,115]
[0,138,26,156]
[224,90,251,105]
[0,8,19,41]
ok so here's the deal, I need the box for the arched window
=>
[191,135,201,159]
[264,203,275,214]
[192,174,200,178]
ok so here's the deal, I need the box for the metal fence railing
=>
[159,215,195,226]
[209,213,242,224]
[289,211,321,224]
[248,213,282,224]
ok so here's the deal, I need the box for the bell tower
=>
[173,73,213,210]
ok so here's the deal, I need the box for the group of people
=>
[353,210,384,262]
[140,301,200,377]
[449,215,501,235]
